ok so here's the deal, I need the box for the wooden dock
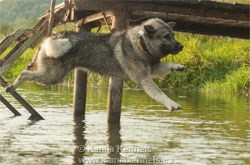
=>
[0,0,249,121]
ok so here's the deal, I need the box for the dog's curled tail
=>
[42,37,72,58]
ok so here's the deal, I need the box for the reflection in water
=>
[73,116,86,165]
[106,123,122,165]
[0,85,249,165]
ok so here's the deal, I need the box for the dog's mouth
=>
[171,42,183,55]
[161,42,183,55]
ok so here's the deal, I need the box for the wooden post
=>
[107,123,121,161]
[72,116,86,164]
[73,20,89,117]
[47,0,56,36]
[73,69,87,116]
[107,10,129,123]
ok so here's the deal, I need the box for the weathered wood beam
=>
[0,94,21,116]
[74,1,249,21]
[48,0,56,36]
[131,11,249,27]
[174,21,250,39]
[130,11,250,39]
[64,0,70,9]
[31,15,51,48]
[37,1,69,27]
[0,76,44,120]
[0,29,25,56]
[42,1,66,18]
[78,10,114,25]
[102,12,112,32]
[74,11,249,39]
[0,31,42,75]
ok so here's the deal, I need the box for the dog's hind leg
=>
[139,76,181,111]
[26,47,41,70]
[26,46,41,70]
[151,63,184,78]
[5,69,45,92]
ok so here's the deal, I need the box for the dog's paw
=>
[166,100,182,111]
[5,85,15,93]
[170,64,185,72]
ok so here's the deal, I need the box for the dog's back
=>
[42,37,72,58]
[7,18,184,111]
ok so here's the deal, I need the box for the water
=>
[0,83,249,165]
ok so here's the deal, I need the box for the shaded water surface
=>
[0,84,249,165]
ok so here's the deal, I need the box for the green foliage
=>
[204,66,250,94]
[3,47,34,80]
[218,0,249,3]
[157,34,250,95]
[0,0,63,35]
[0,0,249,95]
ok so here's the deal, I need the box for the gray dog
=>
[6,18,184,111]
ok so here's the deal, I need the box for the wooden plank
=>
[131,10,249,26]
[0,94,21,116]
[64,8,71,22]
[2,42,24,65]
[0,30,42,75]
[48,0,56,36]
[64,0,70,9]
[130,11,250,39]
[33,17,47,30]
[36,1,67,29]
[173,21,250,39]
[39,0,65,19]
[0,76,44,120]
[80,10,115,25]
[11,91,44,120]
[31,19,49,48]
[0,29,25,56]
[102,12,112,32]
[74,1,249,21]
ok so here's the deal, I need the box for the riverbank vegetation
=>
[0,0,249,95]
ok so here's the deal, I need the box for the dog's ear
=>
[144,25,156,37]
[168,22,176,29]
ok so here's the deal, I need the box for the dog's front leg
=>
[151,62,184,78]
[139,76,181,111]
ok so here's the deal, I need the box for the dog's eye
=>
[163,34,171,40]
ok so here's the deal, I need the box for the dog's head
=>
[139,18,183,58]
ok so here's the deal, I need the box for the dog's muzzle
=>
[172,42,183,55]
[160,41,184,56]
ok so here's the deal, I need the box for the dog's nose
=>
[177,43,183,51]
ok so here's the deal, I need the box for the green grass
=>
[217,0,249,4]
[3,46,34,79]
[156,34,250,95]
[2,32,250,95]
[204,66,250,94]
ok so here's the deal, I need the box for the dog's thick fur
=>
[6,18,184,111]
